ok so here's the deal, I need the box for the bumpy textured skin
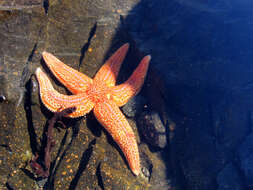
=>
[35,43,151,176]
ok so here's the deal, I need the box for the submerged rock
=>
[138,111,167,149]
[237,132,253,186]
[217,163,243,190]
[121,95,147,118]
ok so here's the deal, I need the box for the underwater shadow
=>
[109,1,253,189]
[99,0,253,189]
[68,139,96,190]
[98,0,182,188]
[47,117,81,189]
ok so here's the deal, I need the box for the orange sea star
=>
[35,43,150,176]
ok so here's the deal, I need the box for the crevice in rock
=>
[0,144,12,152]
[24,78,39,155]
[20,168,37,181]
[18,43,37,107]
[78,22,97,70]
[96,162,104,190]
[48,118,81,189]
[140,151,153,182]
[43,0,49,14]
[86,112,102,137]
[5,182,14,190]
[68,139,96,190]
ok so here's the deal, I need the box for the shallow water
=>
[1,0,253,189]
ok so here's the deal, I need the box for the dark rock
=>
[121,95,147,118]
[0,95,6,102]
[139,149,153,181]
[217,163,244,190]
[138,144,173,189]
[141,167,150,179]
[138,111,167,149]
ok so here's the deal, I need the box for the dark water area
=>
[1,0,253,189]
[122,0,253,189]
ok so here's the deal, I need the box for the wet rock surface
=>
[0,0,43,10]
[1,0,253,190]
[0,0,172,189]
[137,111,167,149]
[122,95,147,118]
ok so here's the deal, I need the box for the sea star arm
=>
[94,43,129,87]
[93,99,140,176]
[110,55,151,107]
[42,51,93,94]
[35,68,94,118]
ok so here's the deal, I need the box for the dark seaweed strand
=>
[30,107,76,178]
